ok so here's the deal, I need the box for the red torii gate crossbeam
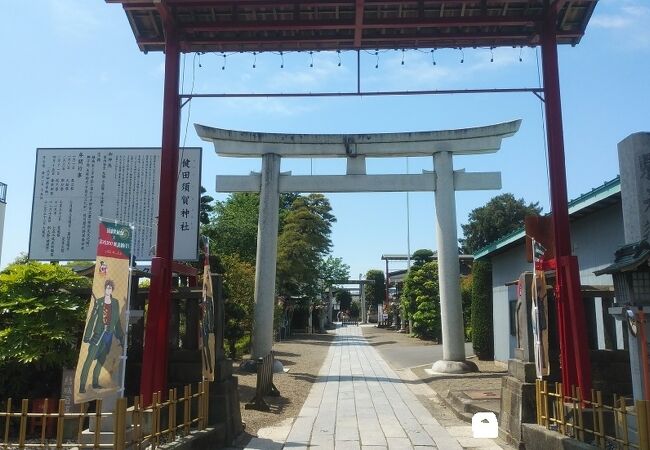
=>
[106,0,597,405]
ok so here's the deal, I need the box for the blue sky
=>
[1,1,649,279]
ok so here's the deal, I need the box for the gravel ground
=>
[230,332,334,447]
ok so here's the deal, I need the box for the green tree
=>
[336,289,353,312]
[349,300,360,319]
[276,194,335,299]
[220,254,256,358]
[203,193,260,263]
[364,269,386,307]
[319,256,350,287]
[471,260,494,360]
[412,249,434,267]
[199,186,215,225]
[402,261,441,340]
[459,193,542,254]
[460,274,473,341]
[0,262,91,397]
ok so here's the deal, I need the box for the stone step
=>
[437,390,501,423]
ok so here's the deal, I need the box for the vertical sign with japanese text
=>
[29,148,201,261]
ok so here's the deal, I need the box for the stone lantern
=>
[595,239,650,400]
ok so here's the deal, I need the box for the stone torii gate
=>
[197,120,521,373]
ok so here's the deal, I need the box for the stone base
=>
[521,424,595,450]
[208,376,243,444]
[431,359,479,374]
[239,358,285,373]
[499,361,537,448]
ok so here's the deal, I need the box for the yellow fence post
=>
[40,398,48,445]
[56,399,65,449]
[113,397,127,450]
[4,398,12,447]
[183,385,190,436]
[576,387,584,442]
[637,400,649,450]
[543,380,549,429]
[596,390,605,448]
[94,399,103,449]
[619,397,629,449]
[18,399,28,449]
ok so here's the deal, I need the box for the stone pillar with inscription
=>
[616,132,650,401]
[208,274,243,441]
[619,133,650,243]
[499,272,540,447]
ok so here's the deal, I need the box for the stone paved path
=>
[242,325,504,449]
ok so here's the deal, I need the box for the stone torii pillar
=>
[197,120,521,372]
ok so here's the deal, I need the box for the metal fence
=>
[0,381,208,449]
[536,379,650,449]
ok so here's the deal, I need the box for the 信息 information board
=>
[29,148,201,261]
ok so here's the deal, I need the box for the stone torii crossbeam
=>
[197,120,521,373]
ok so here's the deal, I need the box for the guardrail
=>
[536,379,650,449]
[0,381,208,449]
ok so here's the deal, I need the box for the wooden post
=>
[637,400,649,450]
[113,398,127,450]
[94,399,102,448]
[183,385,191,435]
[576,387,584,442]
[18,399,28,449]
[169,388,176,440]
[619,396,629,448]
[4,398,12,446]
[56,399,65,449]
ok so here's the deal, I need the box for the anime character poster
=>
[199,237,216,381]
[74,219,133,403]
[531,240,550,378]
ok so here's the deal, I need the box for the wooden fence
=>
[245,353,280,412]
[536,379,650,449]
[0,381,208,449]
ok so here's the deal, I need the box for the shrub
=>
[471,260,494,360]
[0,261,91,397]
[460,275,473,341]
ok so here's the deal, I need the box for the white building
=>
[474,177,626,364]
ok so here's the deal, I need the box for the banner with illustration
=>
[199,237,215,381]
[74,219,133,403]
[531,239,550,378]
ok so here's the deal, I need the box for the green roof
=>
[474,176,621,260]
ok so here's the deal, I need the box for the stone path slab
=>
[242,325,506,449]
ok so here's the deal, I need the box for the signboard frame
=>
[29,147,202,261]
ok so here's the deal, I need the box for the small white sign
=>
[29,148,202,261]
[472,412,498,439]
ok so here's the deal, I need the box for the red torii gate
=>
[106,0,598,405]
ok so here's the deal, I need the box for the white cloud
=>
[267,57,349,91]
[48,0,100,38]
[362,47,532,91]
[590,1,650,49]
[222,97,316,118]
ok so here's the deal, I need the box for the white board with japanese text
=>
[29,148,201,261]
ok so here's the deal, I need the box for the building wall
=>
[490,201,625,363]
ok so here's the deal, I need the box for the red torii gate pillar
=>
[541,4,592,399]
[140,19,181,406]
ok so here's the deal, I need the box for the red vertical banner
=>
[199,237,215,381]
[74,219,133,403]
